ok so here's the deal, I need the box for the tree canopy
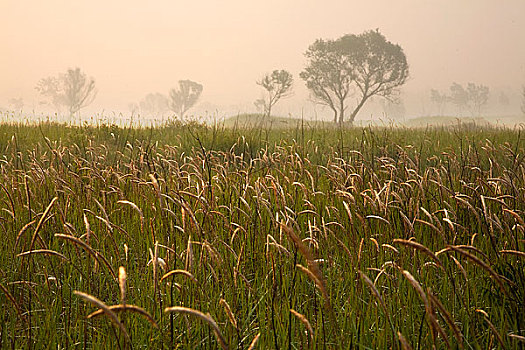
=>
[301,30,409,124]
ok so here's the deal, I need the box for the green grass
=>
[0,119,524,349]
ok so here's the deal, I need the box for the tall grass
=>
[0,119,524,348]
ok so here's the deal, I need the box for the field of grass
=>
[0,120,524,349]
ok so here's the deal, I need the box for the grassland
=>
[0,119,524,349]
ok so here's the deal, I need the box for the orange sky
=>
[1,0,524,117]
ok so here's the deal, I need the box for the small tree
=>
[36,67,97,117]
[430,89,448,115]
[256,70,293,118]
[466,83,489,116]
[449,82,468,115]
[168,80,203,118]
[139,93,169,118]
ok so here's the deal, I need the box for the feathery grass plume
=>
[247,333,261,350]
[160,269,198,284]
[508,334,525,343]
[83,212,91,244]
[14,219,36,248]
[476,309,506,348]
[30,196,58,251]
[219,298,238,330]
[55,234,117,280]
[393,239,443,268]
[119,266,127,305]
[358,271,390,319]
[290,309,314,342]
[88,304,158,328]
[117,200,144,232]
[164,306,228,350]
[397,331,413,350]
[17,249,68,261]
[446,245,508,296]
[500,249,525,258]
[74,291,130,343]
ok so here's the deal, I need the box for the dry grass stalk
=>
[508,333,525,343]
[358,271,390,319]
[17,249,68,261]
[290,309,314,342]
[219,298,238,330]
[0,283,27,324]
[446,245,508,296]
[30,196,58,251]
[393,239,443,268]
[164,306,228,350]
[74,291,130,343]
[397,331,413,350]
[160,269,198,284]
[14,219,36,248]
[119,266,127,305]
[428,291,464,349]
[247,332,261,350]
[55,234,117,280]
[87,304,158,328]
[500,249,525,258]
[476,309,506,348]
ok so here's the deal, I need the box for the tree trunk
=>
[348,96,369,125]
[338,99,345,124]
[333,109,338,123]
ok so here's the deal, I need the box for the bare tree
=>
[36,67,97,117]
[301,30,408,124]
[256,70,293,118]
[168,80,203,118]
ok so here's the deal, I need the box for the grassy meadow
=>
[0,119,524,349]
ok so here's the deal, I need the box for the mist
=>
[1,0,525,122]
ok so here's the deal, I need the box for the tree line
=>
[28,29,525,123]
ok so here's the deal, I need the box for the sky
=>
[1,0,524,119]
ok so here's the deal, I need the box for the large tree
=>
[255,69,293,118]
[168,80,203,118]
[300,38,354,123]
[301,30,409,124]
[36,67,97,117]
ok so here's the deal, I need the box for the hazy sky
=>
[1,0,524,117]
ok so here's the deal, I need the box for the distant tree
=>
[449,82,469,115]
[450,82,489,116]
[36,67,97,117]
[466,83,489,116]
[8,97,24,110]
[168,80,203,118]
[256,70,293,118]
[430,89,449,115]
[301,30,408,124]
[381,97,405,120]
[139,93,169,118]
